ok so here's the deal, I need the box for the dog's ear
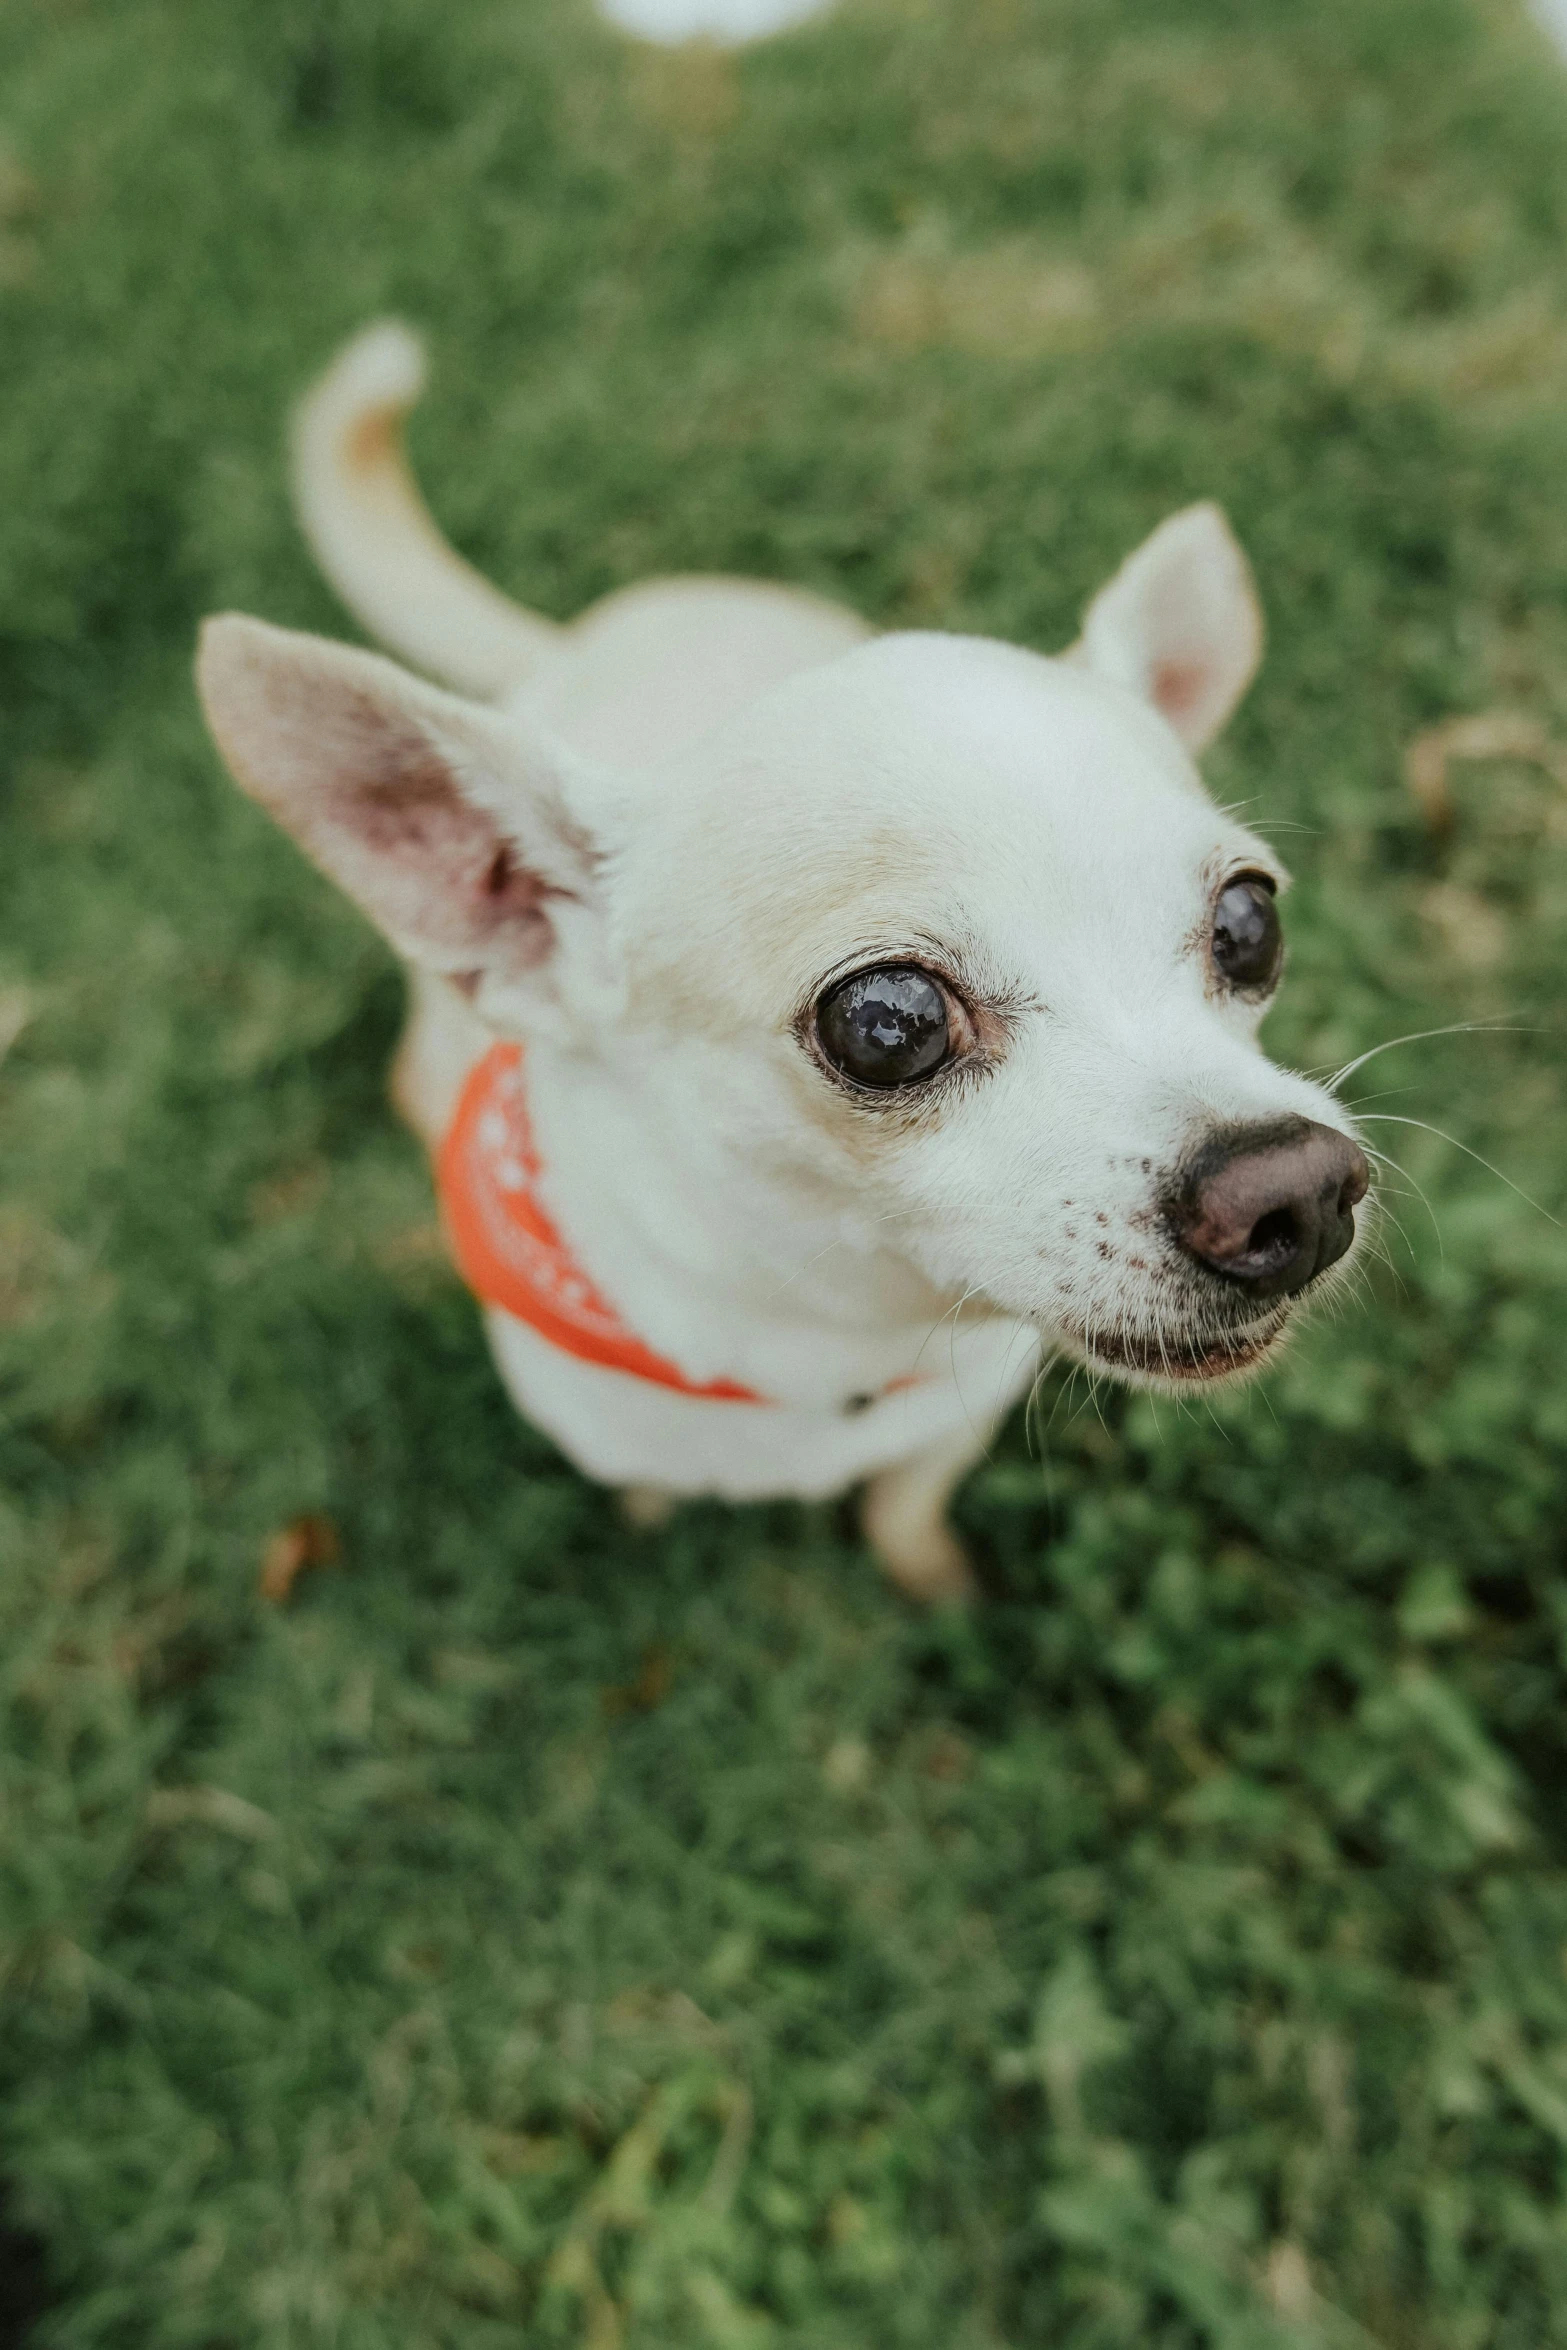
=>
[196,615,601,983]
[1074,503,1263,752]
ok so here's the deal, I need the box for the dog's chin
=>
[1061,1307,1292,1389]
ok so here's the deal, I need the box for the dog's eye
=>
[816,965,952,1088]
[1212,874,1281,991]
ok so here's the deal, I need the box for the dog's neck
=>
[513,1030,983,1402]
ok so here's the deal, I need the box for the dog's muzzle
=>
[1167,1116,1369,1303]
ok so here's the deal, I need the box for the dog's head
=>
[197,503,1367,1387]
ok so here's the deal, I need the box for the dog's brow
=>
[802,932,1033,1023]
[1198,845,1288,907]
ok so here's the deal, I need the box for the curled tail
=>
[290,321,561,699]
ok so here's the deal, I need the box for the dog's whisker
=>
[1018,1341,1060,1475]
[1213,799,1318,839]
[994,1319,1043,1442]
[1058,1344,1097,1436]
[1080,1310,1114,1437]
[1201,1391,1232,1443]
[1360,1141,1443,1253]
[1341,1081,1422,1110]
[1353,1161,1419,1263]
[1313,1017,1533,1092]
[1360,1243,1407,1303]
[1019,1357,1039,1456]
[1368,1194,1417,1256]
[1032,1353,1062,1506]
[943,1283,992,1452]
[1046,1360,1085,1442]
[1358,1113,1560,1228]
[1034,1369,1055,1451]
[1364,1218,1414,1282]
[906,1282,993,1429]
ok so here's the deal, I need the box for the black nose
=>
[1169,1117,1370,1302]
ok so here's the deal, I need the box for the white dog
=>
[196,324,1368,1602]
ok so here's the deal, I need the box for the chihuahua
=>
[196,324,1368,1602]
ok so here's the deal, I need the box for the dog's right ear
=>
[196,615,603,985]
[1074,503,1264,753]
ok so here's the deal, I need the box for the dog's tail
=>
[290,321,562,700]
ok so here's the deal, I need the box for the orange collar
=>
[438,1043,767,1402]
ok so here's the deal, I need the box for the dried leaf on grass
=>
[602,1643,673,1717]
[258,1514,341,1605]
[1405,711,1567,833]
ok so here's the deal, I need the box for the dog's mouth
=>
[1064,1308,1290,1385]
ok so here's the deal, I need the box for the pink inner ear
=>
[320,694,559,970]
[351,731,478,856]
[482,843,549,925]
[1150,657,1208,725]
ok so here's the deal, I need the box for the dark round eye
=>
[816,965,952,1089]
[1212,874,1282,991]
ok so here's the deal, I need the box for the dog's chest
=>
[482,1302,1039,1502]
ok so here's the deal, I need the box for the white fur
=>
[197,325,1362,1602]
[596,0,836,44]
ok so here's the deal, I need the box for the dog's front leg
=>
[861,1424,991,1605]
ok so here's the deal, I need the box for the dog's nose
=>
[1170,1118,1369,1301]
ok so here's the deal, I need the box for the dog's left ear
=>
[196,614,604,990]
[1074,503,1263,753]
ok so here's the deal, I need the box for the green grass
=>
[5,0,1567,2341]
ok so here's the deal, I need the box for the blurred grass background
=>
[5,0,1567,2341]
